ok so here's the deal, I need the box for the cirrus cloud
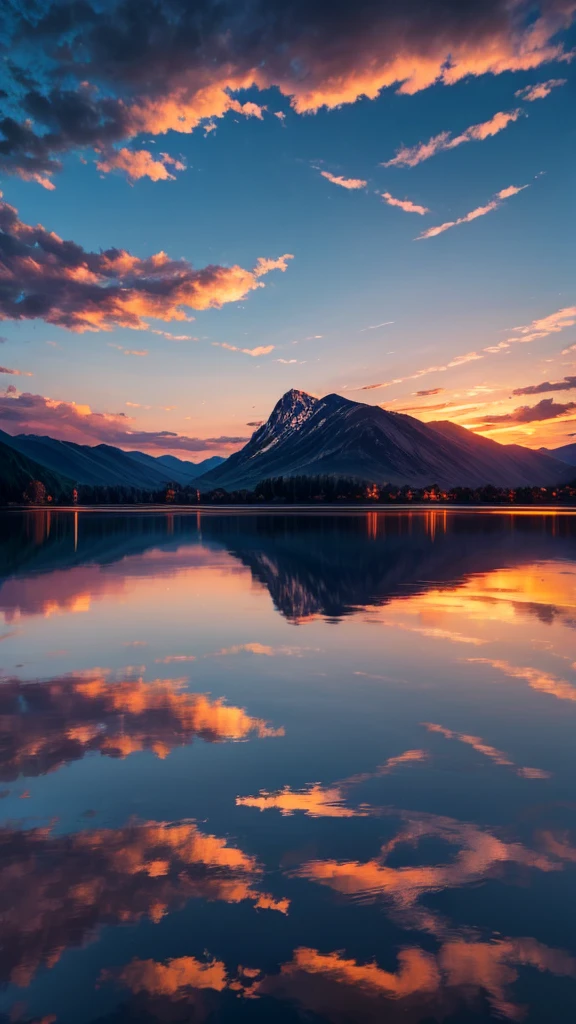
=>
[384,109,524,168]
[320,171,367,190]
[416,184,528,240]
[381,191,429,214]
[515,78,567,100]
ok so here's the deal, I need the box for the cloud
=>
[0,390,249,453]
[417,184,528,239]
[515,78,567,100]
[384,108,523,167]
[0,366,32,376]
[358,350,481,391]
[495,306,576,350]
[513,375,576,395]
[253,254,294,277]
[247,420,264,426]
[109,344,149,357]
[360,321,394,332]
[414,387,446,396]
[95,148,186,182]
[479,397,576,424]
[213,343,275,356]
[320,170,367,190]
[0,197,293,332]
[381,191,429,214]
[2,1,573,187]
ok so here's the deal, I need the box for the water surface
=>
[1,509,575,1024]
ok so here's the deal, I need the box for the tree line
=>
[14,473,576,506]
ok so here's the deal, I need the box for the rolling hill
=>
[0,431,225,489]
[0,437,73,503]
[196,389,574,491]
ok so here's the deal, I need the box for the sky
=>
[0,0,574,460]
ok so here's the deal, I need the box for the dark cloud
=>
[1,0,573,184]
[481,397,576,425]
[413,388,446,397]
[0,197,292,331]
[246,420,264,426]
[513,375,576,396]
[0,390,248,452]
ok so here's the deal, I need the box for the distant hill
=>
[0,431,226,489]
[540,442,576,467]
[0,436,72,503]
[196,389,574,491]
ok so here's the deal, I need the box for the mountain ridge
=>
[0,431,225,489]
[196,389,574,490]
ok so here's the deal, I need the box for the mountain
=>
[196,389,574,491]
[155,454,226,478]
[0,431,226,489]
[540,442,576,467]
[0,437,72,503]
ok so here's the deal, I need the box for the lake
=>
[1,508,575,1024]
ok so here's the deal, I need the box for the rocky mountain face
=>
[196,389,573,491]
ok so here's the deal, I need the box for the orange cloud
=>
[381,191,429,214]
[494,305,576,351]
[384,109,523,167]
[0,198,293,331]
[2,1,574,189]
[358,350,482,391]
[515,78,567,100]
[96,148,186,182]
[213,343,276,357]
[320,171,367,190]
[417,184,528,239]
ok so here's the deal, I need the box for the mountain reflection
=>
[0,819,287,988]
[1,510,575,623]
[0,671,283,781]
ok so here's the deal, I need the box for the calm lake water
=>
[1,508,576,1024]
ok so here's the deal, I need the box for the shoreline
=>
[3,503,576,515]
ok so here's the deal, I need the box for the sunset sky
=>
[0,0,574,458]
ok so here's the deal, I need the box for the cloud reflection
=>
[0,671,283,780]
[0,818,287,988]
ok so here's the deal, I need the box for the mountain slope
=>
[154,454,226,479]
[0,436,72,502]
[0,433,225,489]
[540,442,576,467]
[197,389,574,490]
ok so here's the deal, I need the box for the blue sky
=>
[0,0,574,456]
